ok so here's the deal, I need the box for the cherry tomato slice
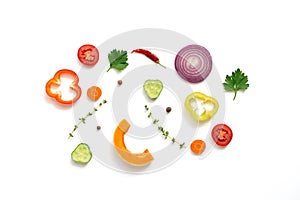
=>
[77,44,99,66]
[211,124,233,146]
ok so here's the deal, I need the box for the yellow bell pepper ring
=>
[184,92,219,121]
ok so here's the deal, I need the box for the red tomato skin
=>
[211,124,233,146]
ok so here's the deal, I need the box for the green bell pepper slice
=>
[184,92,219,121]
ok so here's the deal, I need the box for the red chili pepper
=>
[131,49,166,68]
[45,69,82,105]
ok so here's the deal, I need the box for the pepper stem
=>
[157,62,167,69]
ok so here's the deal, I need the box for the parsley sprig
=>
[69,99,107,138]
[223,68,249,100]
[107,49,129,72]
[144,105,186,149]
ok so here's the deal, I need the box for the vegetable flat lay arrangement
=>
[45,42,249,170]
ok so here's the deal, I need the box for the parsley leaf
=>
[223,68,249,100]
[107,49,129,72]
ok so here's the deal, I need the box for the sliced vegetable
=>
[77,44,99,66]
[87,86,102,101]
[143,79,163,99]
[223,68,249,100]
[211,124,233,146]
[190,140,206,154]
[107,49,128,72]
[131,48,166,68]
[114,119,154,166]
[71,143,92,164]
[45,69,82,105]
[185,92,219,121]
[175,44,212,83]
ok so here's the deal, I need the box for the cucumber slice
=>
[71,143,92,164]
[143,80,163,99]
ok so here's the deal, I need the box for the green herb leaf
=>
[180,142,185,149]
[107,49,128,72]
[172,137,176,143]
[144,105,149,111]
[164,131,169,139]
[153,119,159,124]
[79,118,86,124]
[223,68,249,100]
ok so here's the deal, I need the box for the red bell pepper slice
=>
[45,69,82,104]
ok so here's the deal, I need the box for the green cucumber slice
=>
[143,80,163,99]
[71,143,92,164]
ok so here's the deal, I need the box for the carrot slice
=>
[87,86,102,101]
[190,139,206,154]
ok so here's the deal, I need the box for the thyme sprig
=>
[69,99,107,138]
[144,105,186,149]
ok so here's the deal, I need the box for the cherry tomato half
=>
[77,44,99,66]
[211,124,233,146]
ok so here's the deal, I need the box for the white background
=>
[1,0,300,199]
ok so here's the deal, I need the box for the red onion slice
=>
[175,44,212,83]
